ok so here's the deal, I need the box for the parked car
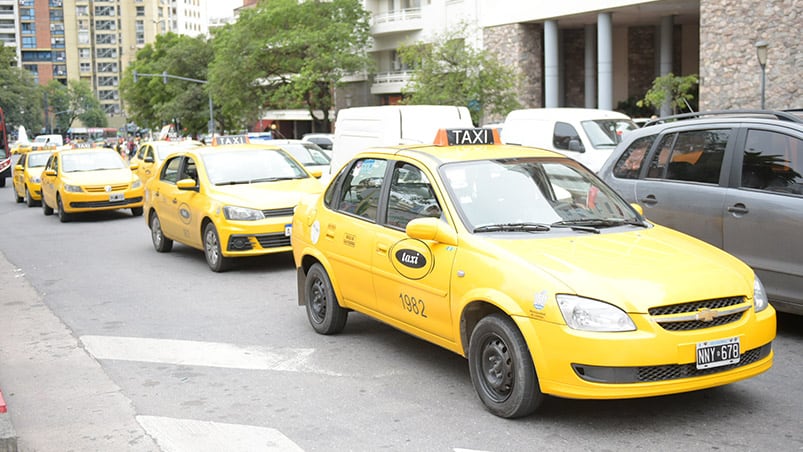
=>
[268,139,331,175]
[12,149,54,206]
[301,133,334,152]
[291,127,775,418]
[599,109,803,315]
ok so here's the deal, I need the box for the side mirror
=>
[309,170,323,179]
[44,169,56,177]
[14,164,23,171]
[630,203,644,216]
[176,178,198,191]
[406,217,458,246]
[129,162,139,171]
[568,139,584,153]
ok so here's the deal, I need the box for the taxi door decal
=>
[389,238,434,280]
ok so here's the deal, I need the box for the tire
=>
[468,313,544,418]
[25,186,36,207]
[304,263,348,334]
[150,212,173,253]
[131,206,144,216]
[57,194,71,223]
[0,177,5,188]
[203,223,230,272]
[42,196,54,216]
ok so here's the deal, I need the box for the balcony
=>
[370,71,412,95]
[371,8,423,36]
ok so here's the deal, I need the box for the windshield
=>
[278,143,331,165]
[440,157,642,232]
[28,152,53,167]
[62,151,125,172]
[202,148,309,185]
[581,119,638,148]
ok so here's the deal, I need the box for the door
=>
[40,154,58,208]
[371,161,456,340]
[150,156,184,240]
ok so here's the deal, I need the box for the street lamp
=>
[755,40,768,109]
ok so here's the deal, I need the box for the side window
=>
[665,129,728,184]
[647,133,675,178]
[741,129,803,195]
[386,162,442,230]
[336,158,388,222]
[161,156,182,184]
[553,122,582,151]
[612,135,656,179]
[180,157,198,184]
[136,144,147,160]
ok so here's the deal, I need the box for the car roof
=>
[642,109,803,127]
[354,141,564,166]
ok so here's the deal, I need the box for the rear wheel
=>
[131,206,143,216]
[42,195,53,216]
[25,186,36,207]
[203,223,230,272]
[57,194,71,223]
[304,263,348,334]
[468,313,543,418]
[150,212,173,252]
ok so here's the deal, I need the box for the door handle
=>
[639,194,658,206]
[727,203,748,215]
[172,198,178,204]
[376,243,389,255]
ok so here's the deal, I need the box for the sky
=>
[206,1,236,20]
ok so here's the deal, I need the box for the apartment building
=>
[0,0,19,62]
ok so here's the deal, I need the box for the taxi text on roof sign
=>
[213,135,250,146]
[433,128,501,146]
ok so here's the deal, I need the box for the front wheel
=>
[42,195,53,215]
[304,263,348,334]
[131,206,143,216]
[14,185,24,203]
[25,186,36,207]
[468,313,544,418]
[150,212,173,253]
[57,194,71,223]
[203,223,230,272]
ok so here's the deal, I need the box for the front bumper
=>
[517,304,776,400]
[218,218,293,258]
[63,187,145,213]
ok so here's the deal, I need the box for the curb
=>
[0,389,17,452]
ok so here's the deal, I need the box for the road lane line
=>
[80,335,342,375]
[137,415,304,452]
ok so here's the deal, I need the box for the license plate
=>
[284,224,292,237]
[109,193,124,202]
[696,336,740,369]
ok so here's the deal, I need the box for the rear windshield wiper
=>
[473,222,551,233]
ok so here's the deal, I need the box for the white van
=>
[502,108,637,172]
[329,105,473,174]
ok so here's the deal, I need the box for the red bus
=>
[0,107,10,187]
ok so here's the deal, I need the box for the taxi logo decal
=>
[179,202,192,224]
[395,249,426,269]
[390,239,434,280]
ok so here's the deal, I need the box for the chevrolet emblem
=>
[696,308,718,322]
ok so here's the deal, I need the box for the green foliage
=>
[397,25,521,125]
[45,79,106,131]
[121,33,218,135]
[0,42,43,134]
[208,0,371,131]
[637,73,699,114]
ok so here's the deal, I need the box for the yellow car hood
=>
[211,179,322,209]
[485,225,752,313]
[63,168,135,185]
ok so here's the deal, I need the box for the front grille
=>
[70,197,143,208]
[261,207,295,217]
[648,296,749,331]
[83,183,130,193]
[255,232,291,248]
[572,343,772,384]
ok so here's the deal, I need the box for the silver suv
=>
[599,110,803,315]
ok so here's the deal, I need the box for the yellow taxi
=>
[40,147,145,222]
[143,136,324,272]
[130,139,203,185]
[12,149,54,206]
[291,128,776,418]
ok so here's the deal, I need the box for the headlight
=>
[223,205,265,221]
[556,295,636,332]
[63,184,83,193]
[32,176,41,183]
[131,179,142,189]
[753,276,769,312]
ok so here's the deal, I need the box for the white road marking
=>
[80,335,342,375]
[137,415,304,452]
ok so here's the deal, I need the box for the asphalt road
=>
[0,191,801,452]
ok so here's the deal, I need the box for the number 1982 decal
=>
[400,292,427,318]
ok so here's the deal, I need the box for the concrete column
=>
[659,15,674,116]
[584,24,596,108]
[544,20,560,108]
[597,12,613,110]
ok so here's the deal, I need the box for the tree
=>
[209,0,372,132]
[397,25,521,125]
[637,73,699,115]
[0,42,43,134]
[45,79,107,132]
[121,33,220,136]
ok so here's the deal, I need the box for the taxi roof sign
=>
[433,128,500,146]
[212,134,250,146]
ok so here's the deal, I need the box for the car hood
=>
[483,225,753,313]
[62,168,135,185]
[211,178,322,209]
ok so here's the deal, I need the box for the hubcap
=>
[309,278,326,322]
[152,217,162,244]
[205,230,219,264]
[479,335,514,402]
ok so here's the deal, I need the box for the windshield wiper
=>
[473,222,551,233]
[215,180,251,185]
[552,217,648,232]
[250,176,299,182]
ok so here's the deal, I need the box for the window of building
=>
[79,62,91,73]
[136,6,144,16]
[95,6,114,16]
[21,36,36,48]
[78,48,91,59]
[76,5,88,16]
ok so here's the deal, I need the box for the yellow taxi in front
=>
[12,149,54,206]
[130,139,203,185]
[291,128,776,418]
[40,147,144,222]
[143,139,323,272]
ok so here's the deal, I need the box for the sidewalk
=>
[0,252,160,451]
